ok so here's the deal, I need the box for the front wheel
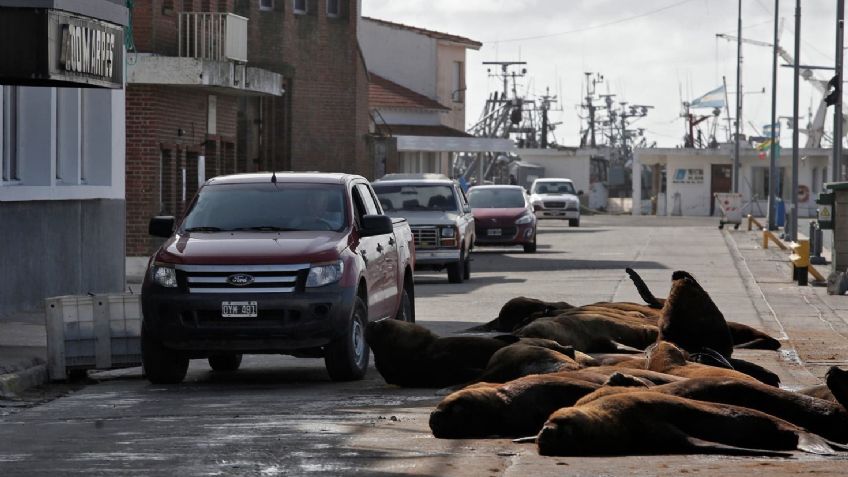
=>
[462,251,471,280]
[395,286,415,323]
[447,253,465,283]
[569,218,580,227]
[142,326,189,384]
[524,233,537,253]
[208,353,243,372]
[324,297,369,381]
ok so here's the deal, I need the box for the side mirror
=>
[360,215,393,237]
[577,190,584,196]
[149,216,176,238]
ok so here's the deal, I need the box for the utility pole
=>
[791,0,801,241]
[733,0,743,193]
[768,0,779,230]
[835,0,845,182]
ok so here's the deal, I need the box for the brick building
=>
[125,0,370,266]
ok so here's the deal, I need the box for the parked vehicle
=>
[372,174,474,283]
[141,173,415,384]
[528,178,583,226]
[468,185,537,253]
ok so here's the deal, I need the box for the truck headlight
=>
[151,263,178,288]
[440,227,456,238]
[306,261,344,288]
[515,213,534,225]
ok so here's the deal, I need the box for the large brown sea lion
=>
[658,271,734,359]
[575,376,848,443]
[515,313,657,352]
[473,343,581,384]
[365,319,520,388]
[430,375,602,438]
[466,297,574,332]
[646,341,764,384]
[536,391,843,456]
[626,267,781,350]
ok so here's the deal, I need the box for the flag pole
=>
[768,0,779,230]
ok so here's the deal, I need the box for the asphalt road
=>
[1,216,847,476]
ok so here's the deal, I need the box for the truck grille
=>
[544,201,566,209]
[410,226,439,249]
[175,264,309,294]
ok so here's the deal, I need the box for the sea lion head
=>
[429,385,507,438]
[364,318,437,354]
[603,372,652,388]
[646,341,689,370]
[826,366,848,410]
[660,271,733,358]
[536,408,597,456]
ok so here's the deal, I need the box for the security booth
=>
[818,183,848,294]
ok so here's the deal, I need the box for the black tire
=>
[524,233,537,253]
[462,250,471,280]
[208,353,243,372]
[447,253,465,283]
[395,286,415,323]
[569,218,580,227]
[142,326,189,384]
[324,296,369,381]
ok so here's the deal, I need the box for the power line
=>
[485,0,702,45]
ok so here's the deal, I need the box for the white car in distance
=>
[528,178,583,227]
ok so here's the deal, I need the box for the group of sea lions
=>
[365,268,848,457]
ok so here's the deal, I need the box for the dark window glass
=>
[468,188,526,209]
[373,184,458,212]
[532,181,576,195]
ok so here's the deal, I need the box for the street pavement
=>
[2,216,848,475]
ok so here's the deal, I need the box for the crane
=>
[716,32,845,148]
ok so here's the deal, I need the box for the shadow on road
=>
[536,227,609,234]
[467,255,668,273]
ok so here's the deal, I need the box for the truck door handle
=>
[388,237,395,246]
[376,243,384,253]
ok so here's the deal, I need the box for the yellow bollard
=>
[789,240,811,286]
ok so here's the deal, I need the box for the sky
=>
[362,0,843,148]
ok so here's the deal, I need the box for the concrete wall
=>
[359,19,437,99]
[435,43,467,131]
[0,199,126,316]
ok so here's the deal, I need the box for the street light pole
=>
[768,0,779,230]
[835,0,845,182]
[733,0,743,193]
[791,0,801,241]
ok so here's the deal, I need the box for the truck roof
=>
[205,172,362,185]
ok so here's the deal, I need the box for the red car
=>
[468,185,537,253]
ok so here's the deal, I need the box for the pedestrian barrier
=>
[762,229,789,250]
[45,294,141,381]
[789,240,826,286]
[747,215,765,231]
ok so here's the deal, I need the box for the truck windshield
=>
[181,183,347,232]
[468,188,526,209]
[532,182,575,195]
[372,184,458,212]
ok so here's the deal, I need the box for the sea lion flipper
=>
[609,341,643,354]
[625,268,664,309]
[684,437,793,457]
[512,436,537,444]
[796,433,836,455]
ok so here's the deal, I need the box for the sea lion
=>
[570,366,685,385]
[575,376,848,443]
[626,267,781,350]
[515,312,657,352]
[465,297,574,332]
[536,391,842,456]
[658,271,734,359]
[646,341,763,385]
[473,343,581,384]
[365,319,520,388]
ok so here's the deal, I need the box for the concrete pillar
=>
[632,151,642,216]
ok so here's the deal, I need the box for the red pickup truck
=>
[141,173,415,384]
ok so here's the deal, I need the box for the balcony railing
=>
[178,12,248,63]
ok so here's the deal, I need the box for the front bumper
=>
[414,249,461,266]
[141,282,356,353]
[535,209,579,219]
[475,223,535,245]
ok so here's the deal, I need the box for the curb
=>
[0,362,48,399]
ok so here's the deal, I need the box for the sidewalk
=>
[0,312,47,398]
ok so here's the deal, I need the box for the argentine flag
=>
[690,85,726,109]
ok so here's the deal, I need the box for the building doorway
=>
[710,164,732,215]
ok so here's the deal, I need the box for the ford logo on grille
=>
[227,274,255,287]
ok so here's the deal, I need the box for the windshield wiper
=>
[184,226,226,232]
[233,226,297,232]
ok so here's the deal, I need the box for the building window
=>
[452,61,464,103]
[751,166,785,199]
[1,86,19,182]
[812,167,819,194]
[259,0,273,11]
[326,0,340,17]
[293,0,307,14]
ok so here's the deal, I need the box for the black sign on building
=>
[0,0,128,88]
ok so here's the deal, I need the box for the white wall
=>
[0,85,125,202]
[360,20,437,99]
[436,43,467,131]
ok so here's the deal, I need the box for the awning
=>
[396,135,515,153]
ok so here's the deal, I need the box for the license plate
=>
[222,301,258,318]
[487,228,502,236]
